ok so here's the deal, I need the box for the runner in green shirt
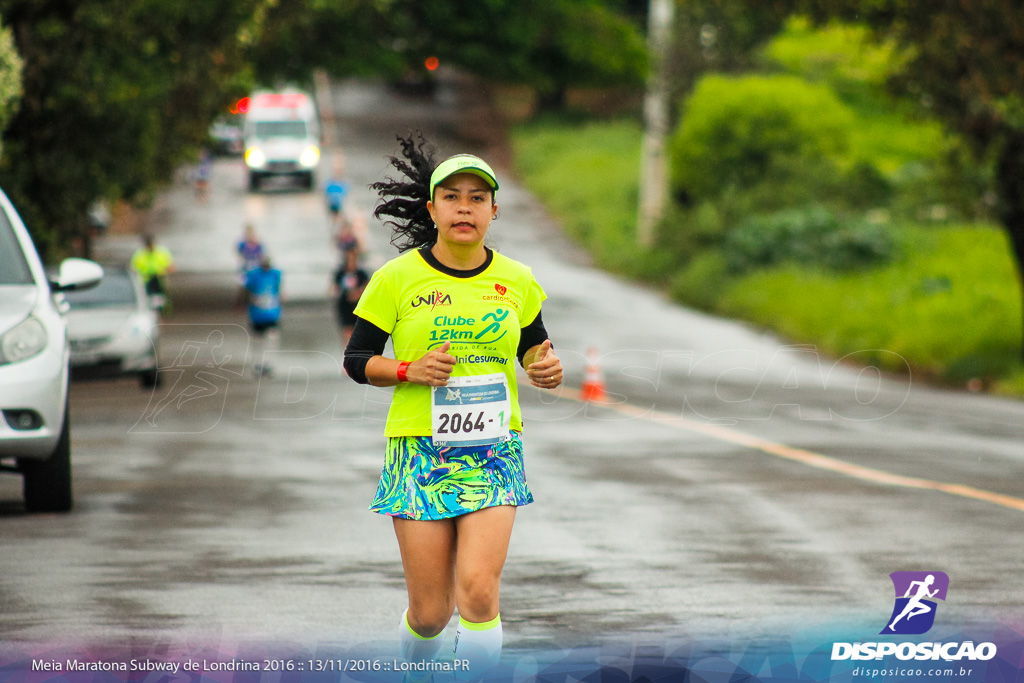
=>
[130,234,176,316]
[344,134,562,679]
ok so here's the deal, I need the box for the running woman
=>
[343,134,562,678]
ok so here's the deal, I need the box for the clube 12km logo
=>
[831,572,998,662]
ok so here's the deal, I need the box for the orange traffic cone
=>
[580,346,607,402]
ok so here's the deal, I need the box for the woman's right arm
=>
[343,318,389,385]
[344,318,455,387]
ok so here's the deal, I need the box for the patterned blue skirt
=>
[369,432,533,520]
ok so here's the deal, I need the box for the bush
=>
[655,202,717,263]
[723,206,897,273]
[717,224,1022,382]
[669,74,855,202]
[669,249,730,310]
[0,20,22,135]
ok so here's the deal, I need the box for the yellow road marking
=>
[551,387,1024,513]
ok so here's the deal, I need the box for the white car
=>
[65,267,160,388]
[0,188,103,512]
[209,115,244,156]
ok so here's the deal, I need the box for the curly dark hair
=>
[371,132,438,252]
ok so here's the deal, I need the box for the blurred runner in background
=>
[324,159,349,218]
[130,234,176,317]
[244,255,283,378]
[334,211,361,258]
[194,148,212,203]
[236,223,265,309]
[331,248,370,346]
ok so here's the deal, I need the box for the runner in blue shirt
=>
[325,172,349,217]
[244,256,283,377]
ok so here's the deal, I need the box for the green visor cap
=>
[429,154,499,199]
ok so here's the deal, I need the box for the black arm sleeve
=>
[343,316,390,384]
[517,310,550,367]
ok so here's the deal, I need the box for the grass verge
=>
[511,117,1024,395]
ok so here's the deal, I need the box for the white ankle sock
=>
[399,609,444,667]
[453,614,502,678]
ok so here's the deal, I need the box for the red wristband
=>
[396,361,411,382]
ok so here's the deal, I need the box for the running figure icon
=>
[887,574,939,632]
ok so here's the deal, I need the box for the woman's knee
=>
[407,601,454,638]
[456,574,501,622]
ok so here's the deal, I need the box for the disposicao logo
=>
[883,571,949,635]
[831,571,997,663]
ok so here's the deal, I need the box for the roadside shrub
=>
[0,20,22,135]
[717,224,1022,383]
[669,74,855,202]
[762,17,905,98]
[994,367,1024,396]
[655,201,726,263]
[723,206,897,273]
[669,249,730,310]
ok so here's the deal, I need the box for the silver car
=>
[66,267,160,388]
[0,188,103,512]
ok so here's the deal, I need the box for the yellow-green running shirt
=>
[355,249,546,437]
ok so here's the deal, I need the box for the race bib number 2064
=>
[432,373,512,447]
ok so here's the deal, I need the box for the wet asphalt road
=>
[1,78,1023,658]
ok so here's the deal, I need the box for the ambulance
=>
[243,90,321,191]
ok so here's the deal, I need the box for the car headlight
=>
[299,145,320,168]
[245,146,267,169]
[0,316,48,365]
[117,315,155,342]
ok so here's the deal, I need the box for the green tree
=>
[249,0,403,85]
[417,0,647,110]
[785,0,1024,359]
[251,0,647,111]
[0,1,269,259]
[0,17,22,139]
[667,0,791,117]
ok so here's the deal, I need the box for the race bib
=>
[253,293,278,310]
[432,373,512,447]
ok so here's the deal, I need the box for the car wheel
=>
[140,368,160,388]
[21,397,73,513]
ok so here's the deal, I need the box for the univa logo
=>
[882,571,949,635]
[411,289,453,309]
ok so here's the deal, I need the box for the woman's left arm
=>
[524,340,562,389]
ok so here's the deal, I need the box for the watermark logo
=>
[832,570,996,664]
[882,571,949,635]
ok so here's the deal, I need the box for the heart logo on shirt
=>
[494,284,507,296]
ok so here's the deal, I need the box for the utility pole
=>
[636,0,675,248]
